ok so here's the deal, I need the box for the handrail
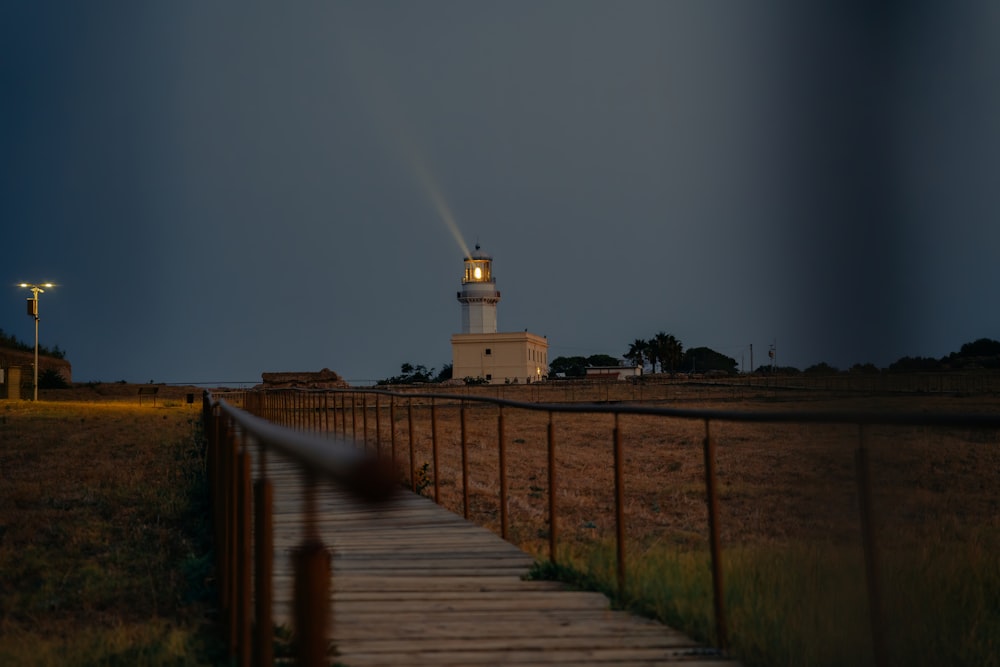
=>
[214,394,396,501]
[203,391,395,667]
[225,384,1000,667]
[310,385,1000,428]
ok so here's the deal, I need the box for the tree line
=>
[0,328,66,359]
[380,338,1000,386]
[550,331,739,378]
[377,362,453,385]
[552,336,1000,379]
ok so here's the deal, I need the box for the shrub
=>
[39,368,70,389]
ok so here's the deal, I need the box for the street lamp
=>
[19,282,55,401]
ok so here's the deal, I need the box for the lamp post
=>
[19,282,54,401]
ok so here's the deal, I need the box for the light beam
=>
[335,32,473,259]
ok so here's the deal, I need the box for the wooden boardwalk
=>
[268,460,737,666]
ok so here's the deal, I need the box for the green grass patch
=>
[0,401,223,665]
[529,533,1000,667]
[0,621,214,667]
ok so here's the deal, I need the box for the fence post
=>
[375,393,382,459]
[856,425,887,667]
[205,400,220,572]
[323,391,329,435]
[702,419,728,651]
[340,392,346,439]
[432,399,440,504]
[301,391,307,431]
[310,391,317,433]
[254,446,274,667]
[351,393,357,440]
[362,393,369,450]
[390,395,397,470]
[408,397,416,492]
[613,413,626,596]
[224,420,240,656]
[330,392,338,433]
[294,473,330,667]
[236,446,252,667]
[461,401,470,519]
[547,411,557,564]
[498,406,508,541]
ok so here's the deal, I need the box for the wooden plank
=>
[338,648,733,666]
[329,616,680,636]
[332,553,536,564]
[331,590,607,603]
[260,476,737,665]
[276,575,564,592]
[337,635,704,653]
[328,598,610,614]
[331,591,611,610]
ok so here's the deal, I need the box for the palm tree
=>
[625,339,648,372]
[654,332,683,374]
[646,337,659,374]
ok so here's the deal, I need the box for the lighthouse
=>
[451,245,549,384]
[457,244,501,334]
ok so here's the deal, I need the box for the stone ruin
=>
[258,368,349,389]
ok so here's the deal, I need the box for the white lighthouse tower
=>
[457,244,501,334]
[451,245,549,384]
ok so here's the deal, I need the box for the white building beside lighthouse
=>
[451,245,549,384]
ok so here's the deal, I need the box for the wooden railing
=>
[202,391,395,667]
[210,385,1000,667]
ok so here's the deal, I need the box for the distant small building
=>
[0,348,72,399]
[451,246,548,384]
[258,368,348,389]
[585,365,642,381]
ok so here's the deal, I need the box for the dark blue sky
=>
[3,2,999,384]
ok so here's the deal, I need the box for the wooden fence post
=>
[294,474,330,667]
[253,446,274,667]
[547,412,557,564]
[613,413,626,596]
[856,425,887,667]
[702,419,727,651]
[237,447,252,667]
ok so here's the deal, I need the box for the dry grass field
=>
[6,381,996,666]
[336,387,1000,549]
[298,382,1000,667]
[0,385,218,666]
